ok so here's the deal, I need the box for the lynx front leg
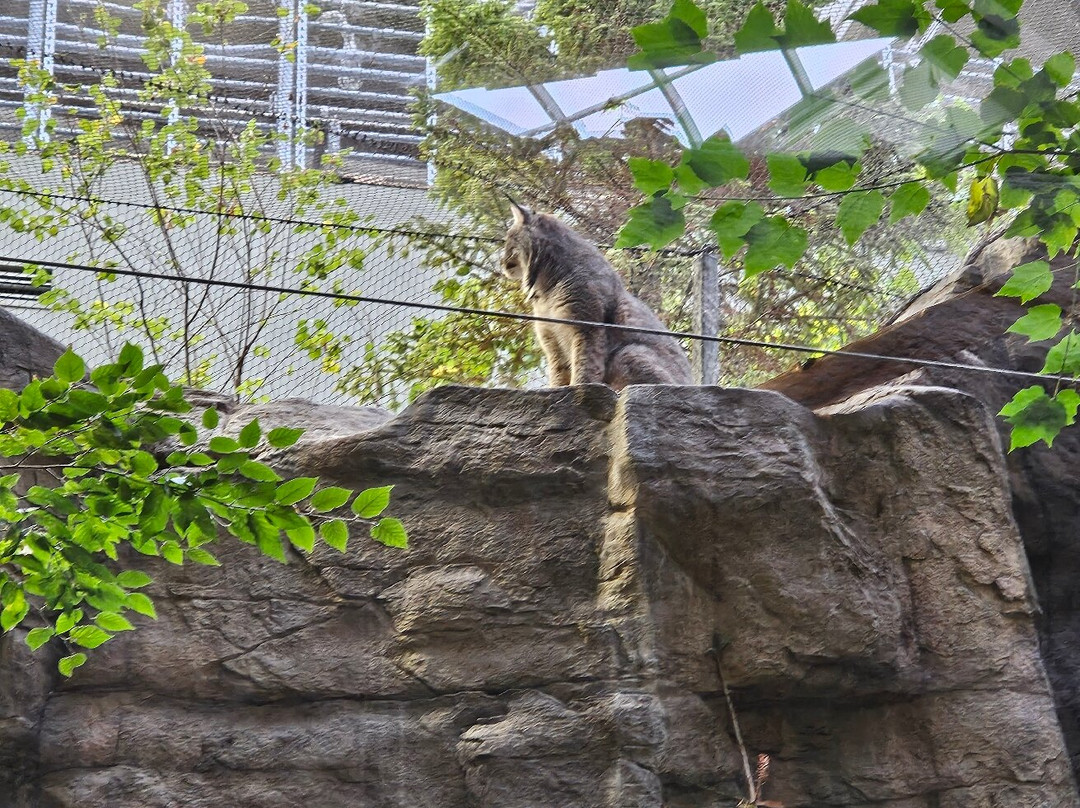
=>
[535,323,571,386]
[569,327,606,385]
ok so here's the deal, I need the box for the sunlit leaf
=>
[995,260,1053,304]
[319,519,349,552]
[1042,331,1080,376]
[371,517,408,548]
[352,485,393,518]
[1007,304,1062,342]
[966,176,999,225]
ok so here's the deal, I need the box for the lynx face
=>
[500,204,533,283]
[501,230,529,283]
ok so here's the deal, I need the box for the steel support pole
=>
[692,250,720,385]
[24,0,57,144]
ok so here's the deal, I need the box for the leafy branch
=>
[619,0,1080,448]
[0,343,405,677]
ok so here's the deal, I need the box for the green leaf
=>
[966,176,999,225]
[734,2,783,52]
[0,590,28,631]
[996,260,1053,304]
[836,190,886,245]
[1043,216,1079,258]
[767,154,807,197]
[94,611,135,632]
[319,519,349,552]
[1042,331,1080,376]
[848,0,930,37]
[276,477,318,505]
[310,486,353,512]
[0,388,18,421]
[615,195,686,249]
[237,419,262,449]
[999,385,1070,449]
[126,592,157,619]
[628,0,715,69]
[628,157,675,196]
[209,436,240,453]
[58,653,87,677]
[710,201,765,259]
[69,625,112,649]
[55,610,82,634]
[239,460,282,482]
[1007,304,1062,341]
[187,547,220,566]
[25,626,54,650]
[352,485,393,518]
[116,570,153,589]
[921,35,968,81]
[935,0,970,23]
[202,407,220,429]
[130,450,158,477]
[889,182,931,222]
[371,517,408,548]
[267,427,305,448]
[743,218,809,276]
[117,343,144,377]
[54,349,85,384]
[1044,53,1076,87]
[813,160,860,192]
[971,9,1020,57]
[285,522,315,553]
[161,541,184,565]
[780,0,835,48]
[681,135,749,186]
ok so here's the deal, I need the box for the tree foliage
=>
[0,344,405,676]
[618,0,1080,447]
[348,0,964,398]
[1,0,373,399]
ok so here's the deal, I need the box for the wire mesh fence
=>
[0,0,1072,410]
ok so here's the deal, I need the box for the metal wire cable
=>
[3,253,1074,386]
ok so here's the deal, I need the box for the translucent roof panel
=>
[543,68,656,117]
[436,86,554,136]
[434,37,895,144]
[797,38,895,89]
[670,52,804,142]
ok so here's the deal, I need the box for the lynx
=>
[501,203,694,390]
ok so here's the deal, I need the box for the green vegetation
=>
[618,0,1080,447]
[0,344,404,676]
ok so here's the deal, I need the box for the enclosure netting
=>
[0,0,1076,407]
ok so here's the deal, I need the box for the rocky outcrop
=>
[765,235,1080,787]
[0,307,64,390]
[2,375,1075,806]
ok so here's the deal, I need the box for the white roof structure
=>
[434,37,893,146]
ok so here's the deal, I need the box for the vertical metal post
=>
[692,249,720,386]
[165,0,186,152]
[275,0,308,168]
[24,0,57,144]
[425,51,437,187]
[293,2,308,169]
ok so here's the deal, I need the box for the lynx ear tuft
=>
[509,199,532,227]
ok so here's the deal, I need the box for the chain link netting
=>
[0,0,1074,409]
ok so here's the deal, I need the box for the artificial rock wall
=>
[2,376,1075,806]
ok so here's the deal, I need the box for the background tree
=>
[1,0,373,400]
[340,0,971,400]
[614,0,1080,448]
[0,344,406,676]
